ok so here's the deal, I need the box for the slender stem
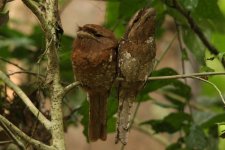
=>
[147,72,225,80]
[0,140,13,145]
[190,76,225,105]
[154,34,177,69]
[0,70,51,130]
[0,115,53,150]
[0,57,26,71]
[0,121,26,149]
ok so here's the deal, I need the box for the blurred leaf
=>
[182,28,205,65]
[200,66,215,72]
[137,68,178,102]
[136,93,151,102]
[180,0,199,10]
[201,113,225,128]
[166,142,182,150]
[192,0,225,32]
[181,48,189,60]
[185,125,208,150]
[212,32,225,52]
[0,11,9,26]
[218,123,225,138]
[79,99,89,141]
[0,37,33,49]
[141,68,178,93]
[107,87,118,132]
[59,35,74,82]
[141,112,192,133]
[162,80,191,111]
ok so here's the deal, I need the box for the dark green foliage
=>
[141,112,192,133]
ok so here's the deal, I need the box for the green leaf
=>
[218,123,225,138]
[141,112,192,133]
[201,113,225,128]
[79,99,89,141]
[182,28,205,65]
[59,35,74,82]
[0,11,9,26]
[137,68,178,102]
[180,0,199,10]
[142,67,178,93]
[107,87,118,132]
[193,0,225,32]
[166,142,182,150]
[200,66,215,72]
[162,80,191,111]
[185,125,208,150]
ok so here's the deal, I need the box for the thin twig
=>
[0,115,53,150]
[175,21,193,116]
[0,57,26,71]
[7,71,45,78]
[147,72,225,80]
[0,70,51,130]
[191,76,225,105]
[154,34,177,69]
[0,121,26,149]
[0,140,13,145]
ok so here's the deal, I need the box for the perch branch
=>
[0,70,51,130]
[63,81,80,96]
[165,0,225,67]
[0,115,53,150]
[147,72,225,80]
[67,72,225,90]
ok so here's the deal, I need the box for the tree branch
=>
[0,57,26,71]
[0,115,53,150]
[21,0,65,149]
[63,81,80,96]
[147,72,225,80]
[21,0,47,31]
[0,121,26,149]
[165,0,225,68]
[0,70,51,130]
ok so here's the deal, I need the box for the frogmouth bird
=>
[116,8,156,144]
[72,24,117,141]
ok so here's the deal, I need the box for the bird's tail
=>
[116,89,135,145]
[88,91,108,141]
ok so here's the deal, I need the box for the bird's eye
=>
[95,33,103,37]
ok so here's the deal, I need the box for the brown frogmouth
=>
[116,8,156,144]
[72,24,117,141]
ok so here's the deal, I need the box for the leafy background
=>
[1,0,225,149]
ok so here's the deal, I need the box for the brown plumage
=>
[72,24,117,141]
[116,8,156,144]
